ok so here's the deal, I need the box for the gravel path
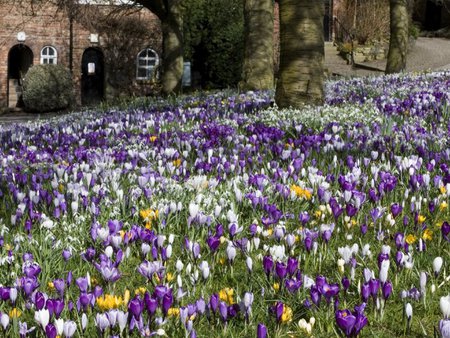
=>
[325,37,450,77]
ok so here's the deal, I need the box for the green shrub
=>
[22,64,75,113]
[409,22,420,39]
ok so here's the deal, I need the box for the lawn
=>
[0,71,450,337]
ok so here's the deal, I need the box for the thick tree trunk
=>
[275,0,324,108]
[240,0,274,91]
[386,0,408,74]
[161,2,183,94]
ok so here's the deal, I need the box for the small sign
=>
[182,62,191,87]
[89,33,99,43]
[88,63,95,75]
[17,31,26,42]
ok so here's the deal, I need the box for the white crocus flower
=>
[434,257,444,276]
[379,259,390,284]
[405,303,413,320]
[63,320,77,337]
[54,318,64,335]
[246,256,253,272]
[0,313,9,330]
[440,295,450,318]
[34,309,50,328]
[189,203,199,219]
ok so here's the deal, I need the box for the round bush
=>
[23,64,75,113]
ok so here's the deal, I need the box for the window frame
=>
[136,48,159,81]
[40,46,58,65]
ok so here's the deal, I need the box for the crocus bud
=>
[382,281,393,300]
[434,257,444,276]
[0,313,9,330]
[379,259,390,284]
[420,272,427,294]
[440,295,450,318]
[246,256,253,272]
[257,323,267,338]
[405,303,413,320]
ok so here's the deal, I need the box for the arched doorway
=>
[7,44,33,108]
[425,0,442,31]
[81,48,104,105]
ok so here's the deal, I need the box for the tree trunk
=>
[386,0,408,74]
[161,1,184,94]
[275,0,324,109]
[240,0,274,91]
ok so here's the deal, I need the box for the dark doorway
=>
[425,0,442,31]
[7,44,33,108]
[324,0,332,42]
[81,48,104,105]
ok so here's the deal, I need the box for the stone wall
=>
[0,1,161,108]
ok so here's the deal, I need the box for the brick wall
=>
[0,1,161,108]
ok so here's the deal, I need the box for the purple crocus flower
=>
[45,323,57,338]
[81,247,96,262]
[287,257,298,276]
[257,323,267,338]
[207,236,220,252]
[219,301,228,322]
[210,293,219,313]
[342,276,350,292]
[299,211,310,224]
[442,221,450,242]
[369,279,380,300]
[23,262,41,278]
[390,203,403,218]
[361,283,370,302]
[335,303,368,337]
[77,292,93,312]
[75,277,89,293]
[62,249,72,262]
[262,256,273,277]
[162,291,173,316]
[382,280,393,300]
[94,259,121,282]
[285,278,302,293]
[440,319,450,338]
[310,286,321,307]
[304,236,313,252]
[320,282,340,303]
[34,292,46,310]
[21,277,39,297]
[275,261,287,280]
[129,296,143,319]
[53,279,65,298]
[274,301,283,322]
[143,292,157,316]
[154,285,170,300]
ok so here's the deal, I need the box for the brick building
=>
[0,1,161,110]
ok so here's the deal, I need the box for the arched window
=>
[40,46,58,64]
[136,48,159,80]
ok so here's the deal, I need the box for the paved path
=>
[1,37,450,124]
[325,37,450,77]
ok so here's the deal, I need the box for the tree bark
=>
[275,0,324,109]
[137,0,183,95]
[240,0,274,91]
[386,0,408,74]
[161,2,183,94]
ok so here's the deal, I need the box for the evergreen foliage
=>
[22,64,75,113]
[183,0,244,88]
